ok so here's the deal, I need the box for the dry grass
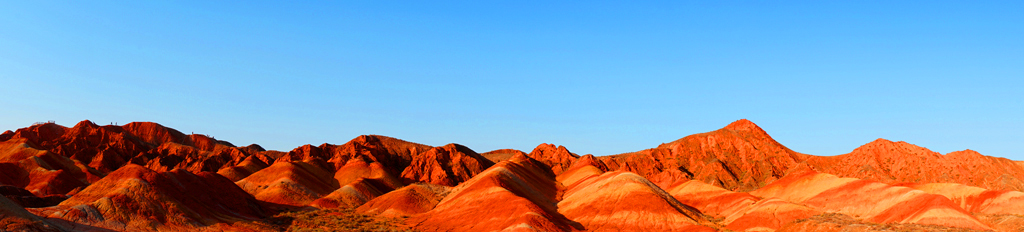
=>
[245,208,416,232]
[782,213,987,232]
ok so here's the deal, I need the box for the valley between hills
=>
[2,119,1024,232]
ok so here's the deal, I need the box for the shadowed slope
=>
[409,153,580,232]
[357,183,450,217]
[0,139,92,196]
[751,170,991,230]
[38,164,267,231]
[216,154,271,181]
[0,195,63,232]
[0,185,67,208]
[332,156,404,191]
[601,119,809,192]
[309,157,407,209]
[235,161,339,207]
[310,178,391,209]
[555,154,608,189]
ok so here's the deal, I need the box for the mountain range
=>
[2,119,1023,231]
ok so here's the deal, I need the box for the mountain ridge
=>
[2,119,1023,232]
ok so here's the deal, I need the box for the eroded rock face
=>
[602,119,809,192]
[400,143,494,186]
[0,120,276,197]
[527,143,579,175]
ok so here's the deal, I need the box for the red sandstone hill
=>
[806,140,1024,192]
[601,119,810,192]
[34,164,269,231]
[4,119,1024,231]
[0,121,277,197]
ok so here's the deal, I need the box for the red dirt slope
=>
[751,170,991,230]
[235,161,339,207]
[557,170,717,232]
[902,182,1024,216]
[310,178,391,209]
[667,180,818,232]
[357,183,450,217]
[409,153,580,232]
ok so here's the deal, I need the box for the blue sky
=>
[1,1,1021,159]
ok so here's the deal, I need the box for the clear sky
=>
[1,1,1021,159]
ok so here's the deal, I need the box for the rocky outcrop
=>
[527,144,579,175]
[400,143,493,186]
[0,120,276,197]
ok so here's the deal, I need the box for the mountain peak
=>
[946,149,984,158]
[867,138,895,144]
[857,138,930,152]
[722,119,766,135]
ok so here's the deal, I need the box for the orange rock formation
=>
[3,119,1024,231]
